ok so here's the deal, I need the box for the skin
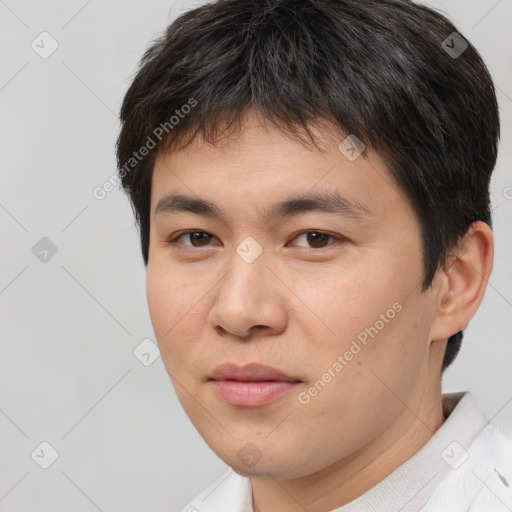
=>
[146,111,493,512]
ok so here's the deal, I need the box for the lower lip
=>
[211,380,301,407]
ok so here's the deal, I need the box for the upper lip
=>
[210,362,301,382]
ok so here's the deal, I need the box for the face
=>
[146,112,441,479]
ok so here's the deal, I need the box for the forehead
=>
[160,112,345,163]
[150,112,408,220]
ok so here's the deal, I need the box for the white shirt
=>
[181,392,512,511]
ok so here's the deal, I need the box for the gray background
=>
[0,0,511,510]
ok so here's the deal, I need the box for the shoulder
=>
[422,424,512,512]
[468,425,512,511]
[180,469,253,512]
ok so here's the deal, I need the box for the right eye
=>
[166,230,216,248]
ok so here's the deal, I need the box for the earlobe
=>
[430,221,494,341]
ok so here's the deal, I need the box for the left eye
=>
[291,231,340,249]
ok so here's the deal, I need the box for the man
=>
[115,0,512,510]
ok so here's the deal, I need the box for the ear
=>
[430,221,494,341]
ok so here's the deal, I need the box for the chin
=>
[218,448,316,480]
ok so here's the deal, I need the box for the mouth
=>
[209,362,302,408]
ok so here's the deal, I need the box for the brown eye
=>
[186,231,213,247]
[293,231,338,249]
[306,232,331,248]
[168,231,214,247]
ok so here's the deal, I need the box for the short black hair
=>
[116,0,500,372]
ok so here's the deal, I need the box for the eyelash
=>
[166,230,345,250]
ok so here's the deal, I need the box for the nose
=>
[208,247,288,340]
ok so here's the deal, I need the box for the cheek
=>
[146,261,221,388]
[146,264,197,369]
[295,251,426,376]
[147,262,197,335]
[317,288,432,426]
[292,263,387,349]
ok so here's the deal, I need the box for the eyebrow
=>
[154,190,371,221]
